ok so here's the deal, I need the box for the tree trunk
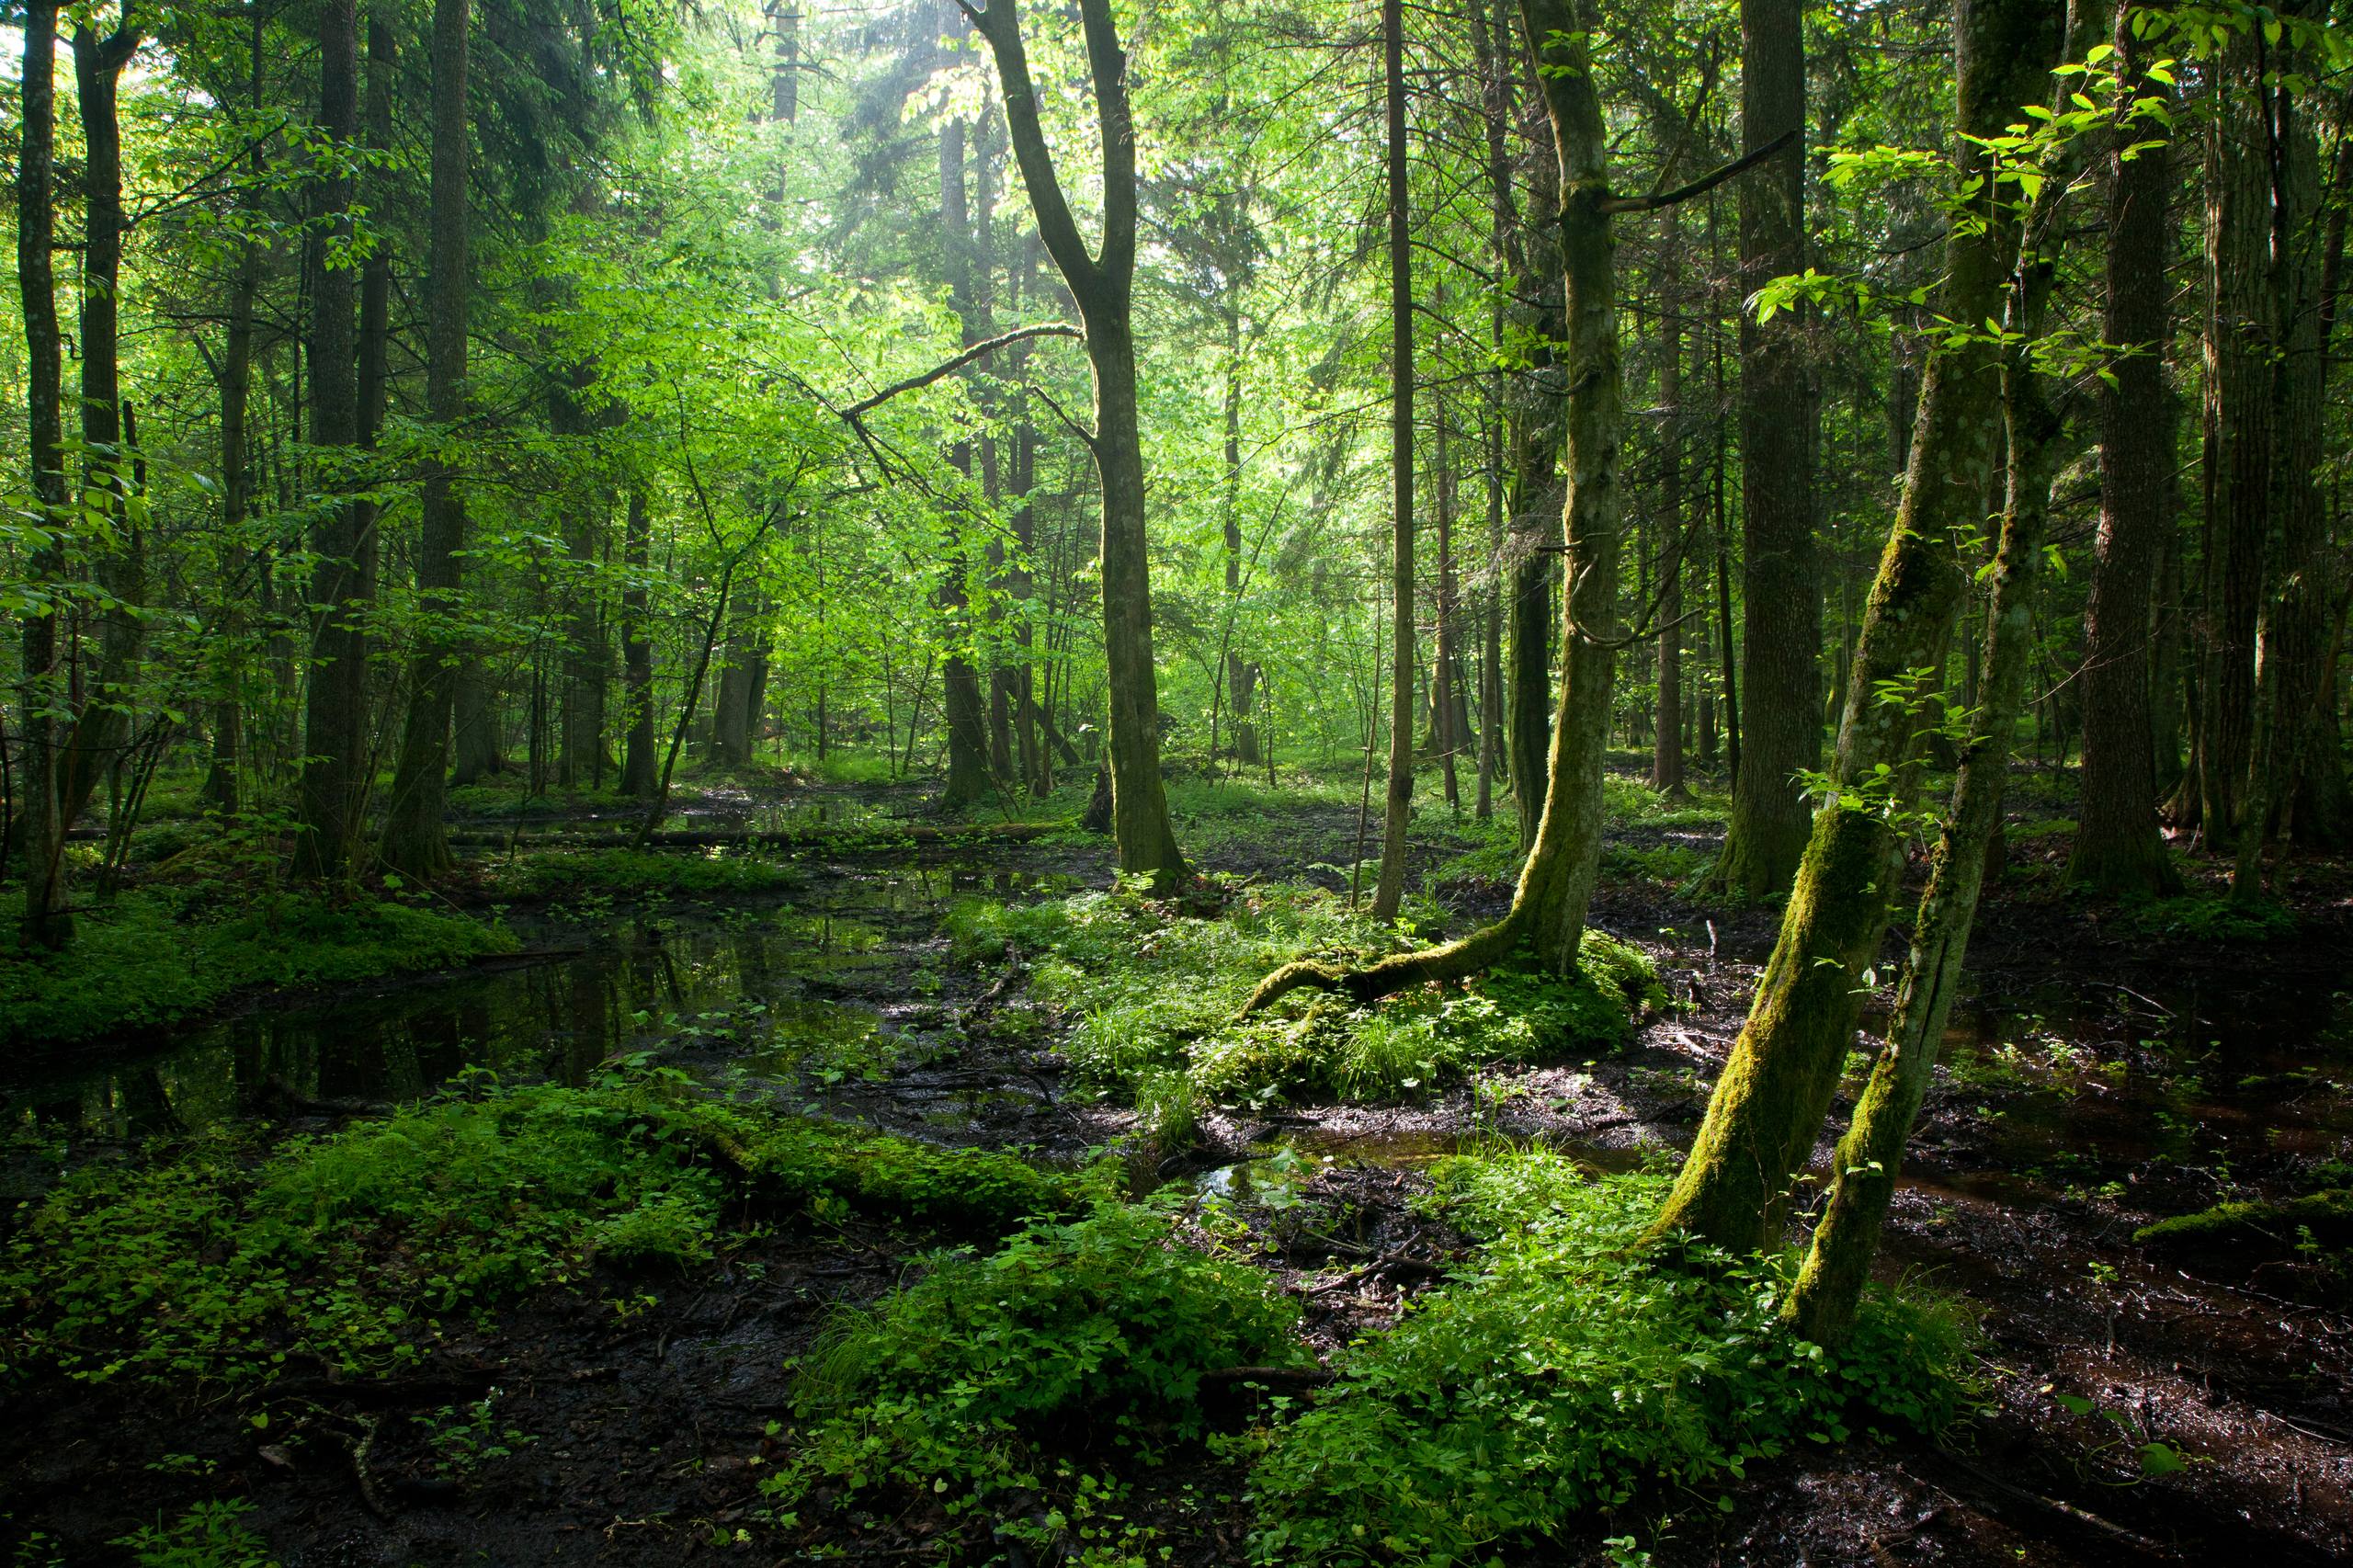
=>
[1709,0,1815,901]
[296,0,368,880]
[620,489,658,796]
[381,0,472,881]
[2190,23,2272,848]
[1650,0,2063,1256]
[972,0,1186,884]
[1242,0,1625,1011]
[1369,0,1418,919]
[2069,6,2179,898]
[1787,8,2097,1334]
[1652,214,1688,799]
[50,16,148,851]
[15,3,70,948]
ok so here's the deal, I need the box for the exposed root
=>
[1236,918,1523,1017]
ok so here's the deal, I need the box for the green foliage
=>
[772,1201,1304,1517]
[0,891,513,1049]
[113,1500,278,1568]
[2112,892,2297,943]
[951,885,1654,1108]
[487,846,801,900]
[1,1073,1074,1388]
[1250,1152,1976,1564]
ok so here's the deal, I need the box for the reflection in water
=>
[7,861,1073,1142]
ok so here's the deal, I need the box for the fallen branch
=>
[449,820,1066,851]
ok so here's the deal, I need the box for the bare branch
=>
[839,322,1082,418]
[1596,128,1798,215]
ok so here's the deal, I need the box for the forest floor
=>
[3,762,2349,1567]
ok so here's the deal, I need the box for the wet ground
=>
[4,777,2350,1564]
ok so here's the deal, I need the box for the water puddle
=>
[6,859,1075,1144]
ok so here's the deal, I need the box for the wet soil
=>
[5,773,2350,1565]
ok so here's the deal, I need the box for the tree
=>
[381,0,475,881]
[1650,0,2067,1257]
[15,1,70,949]
[294,0,368,881]
[1369,0,1417,922]
[2069,2,2180,898]
[964,0,1187,886]
[1706,0,1814,902]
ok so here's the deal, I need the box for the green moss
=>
[0,891,514,1049]
[2133,1188,2353,1253]
[0,1072,1076,1389]
[1253,1152,1974,1564]
[771,1201,1305,1521]
[951,884,1655,1108]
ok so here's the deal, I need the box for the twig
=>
[1596,129,1799,214]
[840,323,1083,417]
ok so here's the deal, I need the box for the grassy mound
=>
[771,1200,1305,1527]
[485,846,801,900]
[950,883,1660,1111]
[1,1072,1075,1388]
[0,890,512,1049]
[1251,1151,1976,1563]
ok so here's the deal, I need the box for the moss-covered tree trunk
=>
[1239,0,1622,1011]
[1648,0,2064,1256]
[1787,6,2098,1335]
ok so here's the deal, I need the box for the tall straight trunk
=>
[936,108,991,803]
[452,669,501,785]
[1224,299,1261,767]
[381,0,472,880]
[2190,25,2272,846]
[15,3,69,948]
[1709,0,1816,900]
[1652,0,2064,1256]
[1478,403,1506,819]
[296,0,367,879]
[2235,5,2332,892]
[51,15,147,846]
[972,0,1186,883]
[1370,0,1418,919]
[1433,385,1464,812]
[1788,7,2097,1335]
[2071,6,2178,897]
[1652,215,1688,798]
[1010,233,1046,793]
[620,489,658,795]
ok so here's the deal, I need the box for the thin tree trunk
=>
[1369,0,1419,919]
[1652,212,1688,799]
[620,489,657,795]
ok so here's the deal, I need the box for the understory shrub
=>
[771,1200,1305,1518]
[950,884,1659,1108]
[1250,1151,1976,1564]
[1,1073,1074,1387]
[0,891,512,1049]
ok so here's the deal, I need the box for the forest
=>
[2,0,2350,1562]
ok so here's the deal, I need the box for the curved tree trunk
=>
[1650,0,2064,1256]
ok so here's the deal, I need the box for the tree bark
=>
[2069,5,2180,898]
[296,0,368,880]
[1708,0,1815,901]
[1369,0,1418,920]
[972,0,1187,884]
[1242,0,1625,1010]
[15,2,69,948]
[1650,0,2063,1256]
[381,0,473,881]
[620,489,658,795]
[1652,212,1688,799]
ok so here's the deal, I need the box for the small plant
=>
[112,1500,278,1568]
